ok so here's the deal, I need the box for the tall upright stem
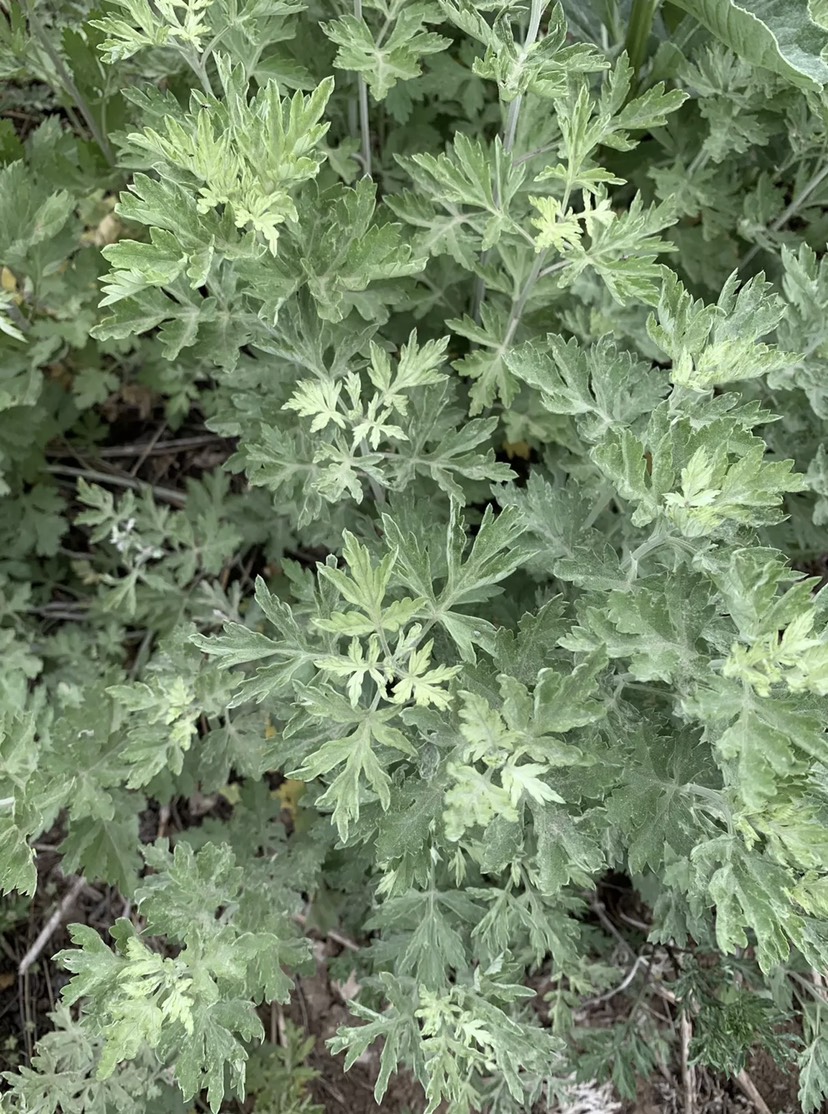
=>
[185,49,214,96]
[473,0,545,320]
[502,0,545,154]
[25,0,114,164]
[625,0,659,82]
[502,250,547,350]
[354,0,372,178]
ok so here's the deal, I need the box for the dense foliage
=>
[3,0,828,1110]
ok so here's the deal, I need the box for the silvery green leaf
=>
[671,0,828,89]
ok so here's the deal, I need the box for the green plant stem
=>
[624,531,697,585]
[789,972,828,1003]
[502,249,547,350]
[359,439,385,504]
[355,0,372,178]
[740,160,828,269]
[538,258,568,280]
[515,139,556,167]
[499,181,573,334]
[503,0,545,155]
[185,48,214,96]
[625,0,659,81]
[357,76,372,178]
[687,147,709,177]
[687,783,732,826]
[581,482,614,532]
[473,0,545,320]
[25,0,114,164]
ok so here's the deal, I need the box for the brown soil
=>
[286,952,805,1114]
[286,955,431,1113]
[744,1047,801,1114]
[621,1049,801,1114]
[0,818,809,1114]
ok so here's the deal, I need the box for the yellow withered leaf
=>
[275,779,306,817]
[218,783,242,805]
[502,440,531,460]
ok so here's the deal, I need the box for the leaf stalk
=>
[354,0,373,178]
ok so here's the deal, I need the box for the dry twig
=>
[129,421,167,476]
[581,956,648,1008]
[270,1000,287,1046]
[19,876,86,977]
[588,905,772,1114]
[46,463,186,507]
[292,911,360,952]
[735,1068,773,1114]
[679,1010,696,1114]
[47,434,230,458]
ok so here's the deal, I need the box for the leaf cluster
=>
[3,1,828,1112]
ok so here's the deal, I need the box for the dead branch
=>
[19,876,86,977]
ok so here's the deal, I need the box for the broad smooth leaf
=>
[671,0,828,88]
